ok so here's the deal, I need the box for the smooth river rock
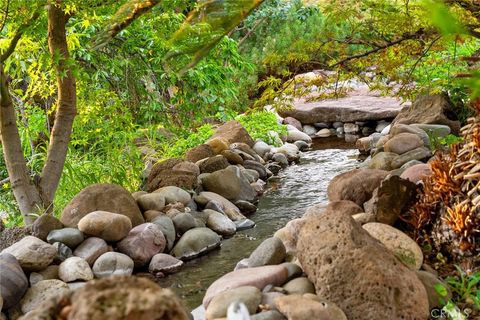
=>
[137,193,165,212]
[46,228,84,249]
[73,237,109,266]
[1,236,56,272]
[171,227,221,260]
[92,252,134,278]
[195,192,245,221]
[282,277,315,295]
[59,257,94,282]
[205,210,236,236]
[275,295,347,320]
[151,215,176,251]
[0,253,28,309]
[384,132,424,155]
[247,237,286,267]
[206,286,262,320]
[148,253,183,277]
[297,209,429,320]
[117,223,166,267]
[201,166,257,203]
[153,186,191,205]
[203,264,292,308]
[77,210,132,242]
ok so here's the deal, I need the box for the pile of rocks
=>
[283,115,391,142]
[0,120,311,319]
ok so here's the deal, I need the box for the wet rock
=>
[32,215,62,241]
[297,209,428,320]
[73,237,109,266]
[151,215,176,251]
[384,132,424,155]
[59,257,94,282]
[390,147,432,169]
[137,193,165,212]
[77,211,132,242]
[203,264,291,308]
[196,192,245,221]
[0,253,28,309]
[284,117,302,131]
[416,270,452,309]
[172,212,196,235]
[206,286,261,320]
[148,253,183,277]
[363,222,423,269]
[327,168,388,206]
[29,265,59,286]
[117,223,166,267]
[60,183,144,228]
[205,210,236,236]
[272,143,300,162]
[266,163,282,175]
[248,237,286,268]
[186,144,214,163]
[235,200,257,215]
[19,280,70,314]
[400,163,432,183]
[67,276,189,320]
[243,169,260,183]
[286,127,312,143]
[282,277,315,295]
[363,175,417,225]
[46,228,84,249]
[244,160,268,180]
[92,252,134,278]
[235,219,256,231]
[201,166,257,203]
[273,153,289,167]
[171,227,221,260]
[293,140,309,152]
[1,236,56,272]
[53,242,73,263]
[275,295,347,320]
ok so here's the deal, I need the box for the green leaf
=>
[434,283,449,297]
[424,0,466,35]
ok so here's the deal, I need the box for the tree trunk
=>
[0,64,42,225]
[39,0,76,209]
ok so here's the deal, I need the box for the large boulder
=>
[60,184,144,228]
[393,93,461,134]
[66,276,189,320]
[146,158,198,192]
[201,166,257,203]
[327,169,388,206]
[208,120,254,147]
[297,208,429,320]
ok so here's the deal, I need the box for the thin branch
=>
[329,29,431,68]
[0,0,10,33]
[0,5,42,62]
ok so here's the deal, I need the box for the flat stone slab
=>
[280,84,410,124]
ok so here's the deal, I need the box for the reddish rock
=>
[117,223,166,267]
[400,163,432,183]
[384,133,424,155]
[146,158,198,192]
[283,117,303,131]
[186,144,214,163]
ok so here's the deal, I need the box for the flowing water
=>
[157,137,360,310]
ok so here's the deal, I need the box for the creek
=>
[157,137,360,310]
